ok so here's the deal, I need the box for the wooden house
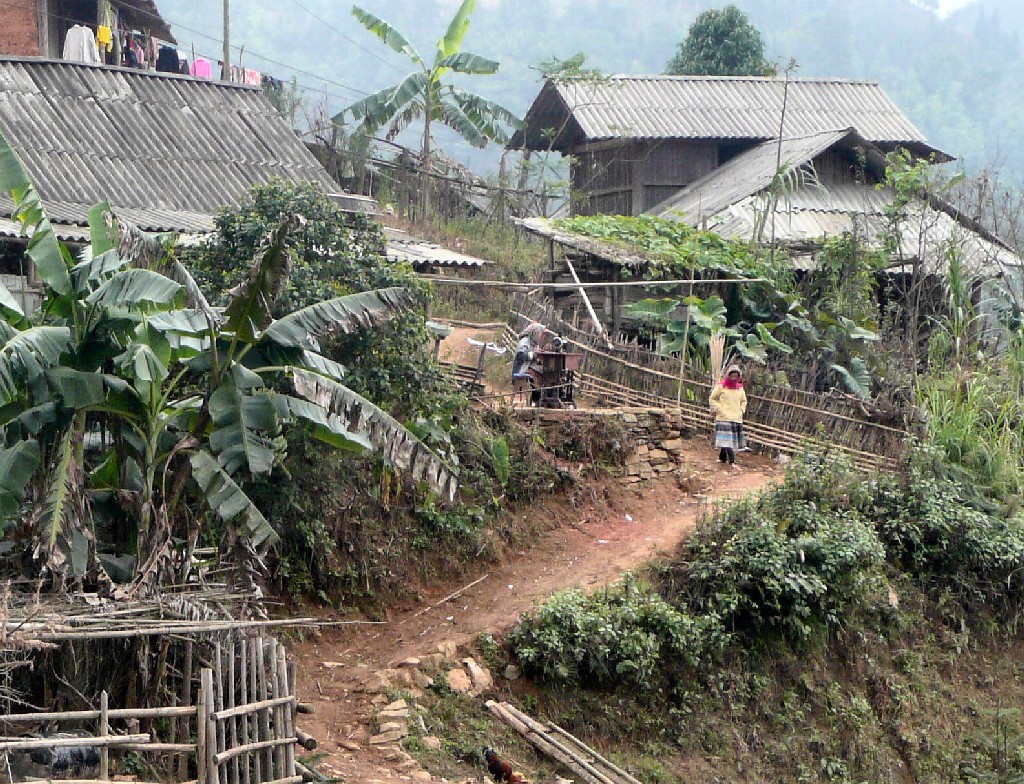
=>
[510,75,948,217]
[511,75,1023,339]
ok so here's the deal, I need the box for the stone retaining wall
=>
[513,406,695,483]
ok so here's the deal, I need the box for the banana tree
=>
[627,295,793,369]
[338,0,521,219]
[0,130,457,595]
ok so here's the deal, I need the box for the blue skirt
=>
[714,421,746,450]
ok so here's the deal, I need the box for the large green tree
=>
[665,5,770,77]
[337,0,521,218]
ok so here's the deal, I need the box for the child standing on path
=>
[710,365,747,470]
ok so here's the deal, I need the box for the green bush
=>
[679,457,886,640]
[868,449,1024,615]
[183,179,443,419]
[507,577,723,690]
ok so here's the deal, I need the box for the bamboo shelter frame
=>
[0,635,310,784]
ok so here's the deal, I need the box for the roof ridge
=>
[0,56,262,91]
[602,73,881,85]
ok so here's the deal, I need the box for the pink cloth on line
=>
[190,58,213,78]
[243,68,261,86]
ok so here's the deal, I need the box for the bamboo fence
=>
[508,294,908,472]
[0,635,309,784]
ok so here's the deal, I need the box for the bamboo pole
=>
[29,618,321,642]
[294,729,317,751]
[0,734,150,752]
[421,276,766,289]
[211,695,295,721]
[562,254,610,347]
[214,643,227,784]
[178,639,193,781]
[249,638,262,784]
[268,641,285,781]
[498,703,619,784]
[98,691,109,781]
[256,637,272,778]
[214,737,298,765]
[278,645,296,779]
[227,643,239,784]
[0,706,198,722]
[239,640,251,784]
[546,722,644,784]
[22,780,196,784]
[196,684,207,784]
[484,702,604,784]
[202,669,218,784]
[121,742,197,752]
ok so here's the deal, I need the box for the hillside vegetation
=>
[162,0,1024,177]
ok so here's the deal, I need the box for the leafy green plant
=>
[338,0,521,219]
[0,129,457,594]
[507,576,722,690]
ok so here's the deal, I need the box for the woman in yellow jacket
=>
[709,365,747,470]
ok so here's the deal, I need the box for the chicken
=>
[484,747,531,784]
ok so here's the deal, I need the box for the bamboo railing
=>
[509,294,907,472]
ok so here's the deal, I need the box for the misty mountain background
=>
[159,0,1024,180]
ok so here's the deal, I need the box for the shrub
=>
[507,577,723,690]
[679,458,886,640]
[868,448,1024,616]
[183,179,443,419]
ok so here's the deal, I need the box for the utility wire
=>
[284,0,409,76]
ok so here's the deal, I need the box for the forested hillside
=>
[157,0,1024,176]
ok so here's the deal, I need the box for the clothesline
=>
[60,19,270,88]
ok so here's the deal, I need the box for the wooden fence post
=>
[197,681,208,784]
[99,690,109,781]
[202,668,218,784]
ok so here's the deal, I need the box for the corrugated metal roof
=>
[383,228,490,270]
[511,75,947,159]
[0,59,345,234]
[651,128,861,223]
[697,186,1022,276]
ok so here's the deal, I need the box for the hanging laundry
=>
[190,58,213,79]
[156,45,179,73]
[122,38,137,67]
[96,26,113,53]
[243,68,261,86]
[176,50,190,75]
[63,25,101,65]
[134,42,145,67]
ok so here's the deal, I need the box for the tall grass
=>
[425,215,549,322]
[921,368,1024,509]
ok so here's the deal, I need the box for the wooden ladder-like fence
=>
[509,295,908,472]
[0,635,303,784]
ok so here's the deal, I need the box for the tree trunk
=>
[420,95,432,225]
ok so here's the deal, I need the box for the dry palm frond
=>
[709,332,726,383]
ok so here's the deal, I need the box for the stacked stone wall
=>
[514,407,696,482]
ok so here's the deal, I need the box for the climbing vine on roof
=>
[553,215,790,283]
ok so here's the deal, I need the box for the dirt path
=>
[288,442,778,783]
